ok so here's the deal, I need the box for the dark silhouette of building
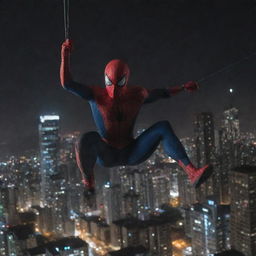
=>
[230,166,256,256]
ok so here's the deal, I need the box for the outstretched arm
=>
[143,81,199,104]
[60,39,93,100]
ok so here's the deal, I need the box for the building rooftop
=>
[81,215,109,227]
[192,201,230,216]
[214,249,245,256]
[114,217,145,229]
[19,211,37,223]
[26,236,87,255]
[114,206,181,229]
[233,165,256,174]
[123,190,140,198]
[9,223,34,240]
[107,245,148,256]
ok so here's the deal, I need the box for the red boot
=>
[178,161,213,188]
[82,175,95,194]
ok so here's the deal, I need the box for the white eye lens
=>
[105,75,112,86]
[118,76,126,86]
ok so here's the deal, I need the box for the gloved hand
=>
[61,39,73,58]
[183,81,199,92]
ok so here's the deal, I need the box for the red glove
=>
[60,39,73,86]
[82,174,95,191]
[183,81,199,92]
[61,39,73,59]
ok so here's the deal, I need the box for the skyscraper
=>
[219,107,240,203]
[230,166,256,256]
[190,198,230,256]
[238,132,256,166]
[194,112,217,202]
[220,107,240,172]
[222,107,240,143]
[103,183,122,224]
[39,114,60,207]
[194,112,216,167]
[152,174,170,209]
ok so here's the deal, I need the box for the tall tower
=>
[194,112,215,166]
[39,114,60,207]
[230,166,256,256]
[222,107,240,142]
[103,183,122,224]
[194,112,216,201]
[190,198,230,256]
[219,107,240,203]
[220,107,240,170]
[152,174,170,209]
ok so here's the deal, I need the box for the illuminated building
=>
[151,173,170,209]
[13,156,41,211]
[113,208,180,256]
[26,237,88,255]
[238,132,256,166]
[63,161,85,214]
[33,206,54,234]
[148,221,172,256]
[0,209,8,256]
[0,232,8,256]
[219,107,240,203]
[39,114,60,207]
[230,166,256,256]
[119,167,152,219]
[122,189,139,219]
[222,107,240,143]
[131,168,153,220]
[59,133,85,215]
[190,197,230,255]
[194,112,217,202]
[194,112,216,168]
[172,239,191,256]
[6,232,20,255]
[27,156,41,207]
[109,167,121,186]
[103,183,122,224]
[107,245,148,255]
[168,164,180,207]
[51,173,72,236]
[110,223,122,248]
[59,132,80,162]
[0,187,19,225]
[5,223,37,255]
[118,163,173,220]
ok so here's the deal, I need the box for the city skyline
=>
[0,104,255,255]
[0,94,253,158]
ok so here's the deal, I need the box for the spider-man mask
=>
[104,59,130,99]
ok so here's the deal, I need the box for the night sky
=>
[0,0,256,155]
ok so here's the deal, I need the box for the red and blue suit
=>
[60,40,212,194]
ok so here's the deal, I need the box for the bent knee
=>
[76,131,101,149]
[156,120,172,131]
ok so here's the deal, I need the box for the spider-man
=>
[60,39,212,195]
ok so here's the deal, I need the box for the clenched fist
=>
[183,81,199,92]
